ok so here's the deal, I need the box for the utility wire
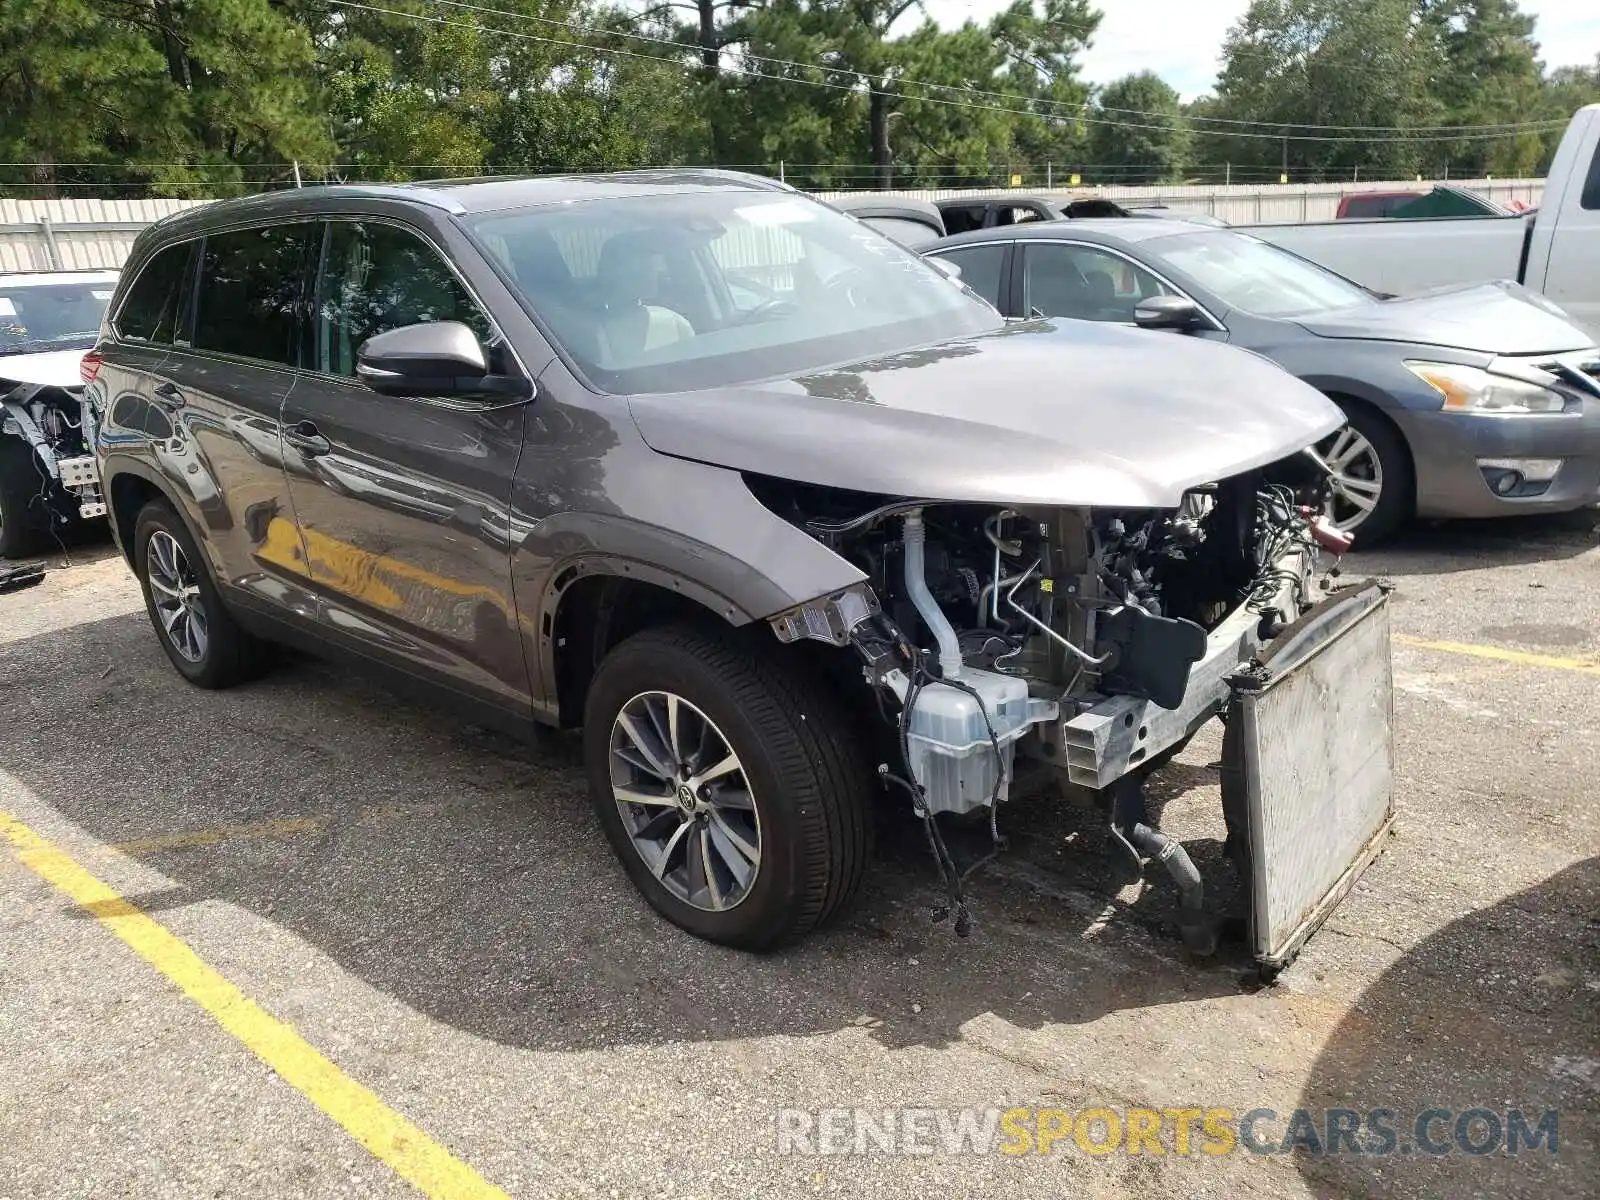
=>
[432,0,1568,136]
[336,1,1569,143]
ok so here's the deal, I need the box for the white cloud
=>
[915,0,1600,100]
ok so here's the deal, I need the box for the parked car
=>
[1369,186,1511,219]
[924,220,1600,541]
[1246,104,1600,337]
[1336,186,1513,220]
[1125,205,1230,227]
[94,173,1395,973]
[1335,190,1427,219]
[823,195,946,247]
[0,269,116,556]
[935,192,1132,234]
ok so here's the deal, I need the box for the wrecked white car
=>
[1,270,115,556]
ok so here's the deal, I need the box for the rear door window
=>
[929,244,1007,308]
[315,221,494,377]
[115,242,195,344]
[193,223,321,365]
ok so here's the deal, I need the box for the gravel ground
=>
[1,512,1596,1200]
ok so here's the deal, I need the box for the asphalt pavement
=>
[1,511,1596,1199]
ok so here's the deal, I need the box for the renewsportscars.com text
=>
[775,1106,1560,1158]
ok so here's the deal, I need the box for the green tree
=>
[303,1,698,179]
[1538,56,1600,169]
[1088,71,1188,183]
[731,0,1098,188]
[1199,0,1440,180]
[1417,0,1544,176]
[1,0,332,196]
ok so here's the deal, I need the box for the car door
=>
[279,216,532,711]
[140,222,321,609]
[1539,140,1600,338]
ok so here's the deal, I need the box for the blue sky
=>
[918,1,1600,99]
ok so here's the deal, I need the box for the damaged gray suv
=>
[94,173,1396,973]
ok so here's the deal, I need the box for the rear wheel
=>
[133,498,269,688]
[584,625,872,950]
[1317,403,1412,545]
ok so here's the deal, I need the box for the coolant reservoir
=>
[905,667,1058,815]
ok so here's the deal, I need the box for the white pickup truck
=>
[1246,104,1600,337]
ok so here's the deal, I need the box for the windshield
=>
[0,279,114,356]
[1150,231,1371,318]
[468,191,999,393]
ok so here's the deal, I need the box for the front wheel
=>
[583,625,872,950]
[1317,404,1412,545]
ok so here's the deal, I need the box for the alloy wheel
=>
[608,690,762,912]
[1319,425,1384,532]
[146,530,208,662]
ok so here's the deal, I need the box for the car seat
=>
[593,233,696,363]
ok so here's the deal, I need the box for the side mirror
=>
[355,321,529,400]
[928,256,962,281]
[1133,295,1203,331]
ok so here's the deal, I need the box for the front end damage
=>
[761,454,1394,974]
[1,370,107,529]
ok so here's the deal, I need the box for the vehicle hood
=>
[1293,282,1593,355]
[627,321,1343,509]
[0,349,86,390]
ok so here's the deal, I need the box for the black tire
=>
[583,624,872,950]
[1321,401,1413,546]
[133,498,270,688]
[0,437,50,558]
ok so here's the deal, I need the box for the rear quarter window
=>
[115,242,195,343]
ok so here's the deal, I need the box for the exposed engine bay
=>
[757,450,1374,957]
[1,375,106,529]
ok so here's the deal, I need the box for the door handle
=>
[283,420,332,457]
[152,381,184,409]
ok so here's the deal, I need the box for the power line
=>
[339,1,1567,144]
[938,0,1564,129]
[436,0,1565,136]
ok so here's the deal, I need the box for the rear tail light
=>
[79,351,103,385]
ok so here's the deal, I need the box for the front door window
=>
[1021,243,1171,322]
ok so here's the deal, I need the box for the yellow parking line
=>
[0,811,511,1200]
[112,816,329,857]
[1394,633,1600,676]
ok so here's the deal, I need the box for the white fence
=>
[0,197,204,272]
[817,177,1546,226]
[0,178,1547,272]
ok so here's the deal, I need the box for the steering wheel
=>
[821,268,871,310]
